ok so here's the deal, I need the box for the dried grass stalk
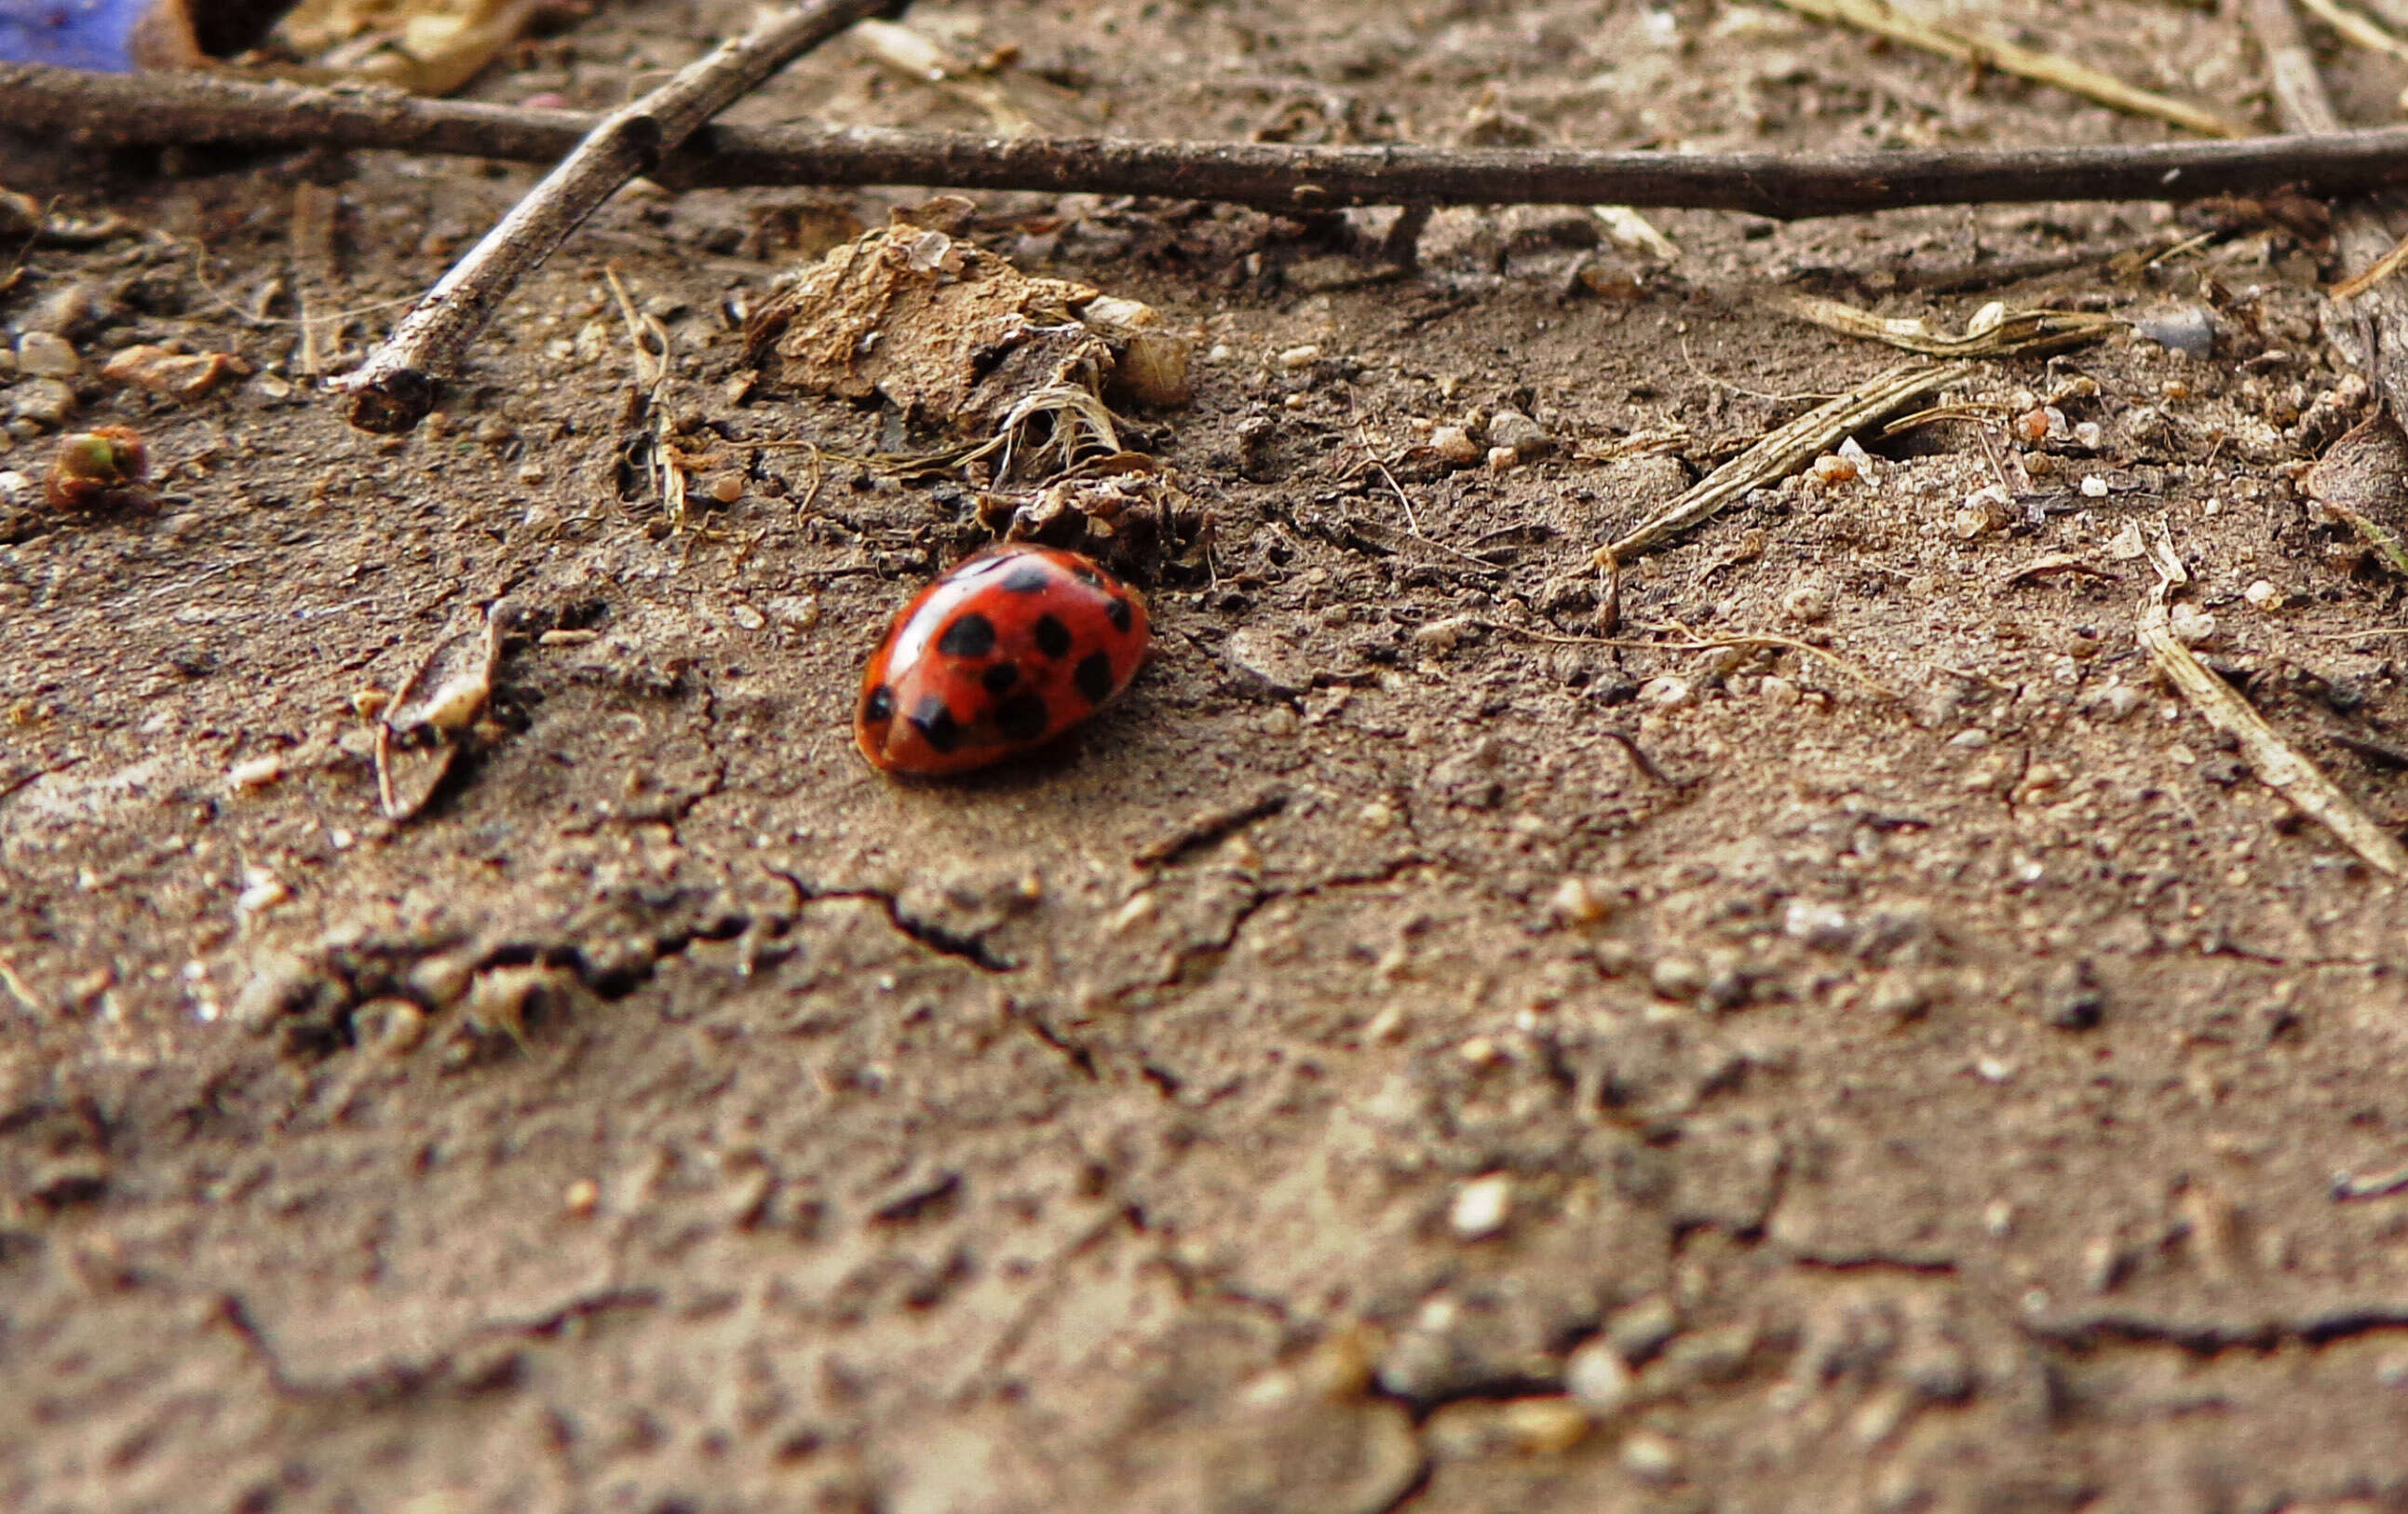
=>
[2137,528,2406,878]
[1597,359,1977,564]
[1773,0,2240,137]
[1781,295,2125,358]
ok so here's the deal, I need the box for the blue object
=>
[0,0,154,70]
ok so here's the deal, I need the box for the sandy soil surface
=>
[7,2,2408,1510]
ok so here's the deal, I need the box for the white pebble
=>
[2072,420,2104,450]
[236,870,291,915]
[1758,674,1799,708]
[1450,1173,1513,1240]
[1650,956,1706,1000]
[1620,1430,1681,1481]
[2243,579,2279,611]
[1486,444,1520,471]
[1564,1338,1632,1415]
[1276,344,1322,371]
[226,754,286,791]
[2078,475,2110,498]
[2170,606,2217,647]
[1636,675,1693,709]
[1549,875,1611,926]
[1411,615,1469,654]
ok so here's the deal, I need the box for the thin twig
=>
[23,63,2408,220]
[333,0,896,434]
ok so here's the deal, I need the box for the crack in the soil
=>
[214,1284,663,1400]
[2024,1304,2408,1353]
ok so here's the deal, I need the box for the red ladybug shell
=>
[857,544,1150,776]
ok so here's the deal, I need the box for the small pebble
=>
[1430,425,1480,465]
[1411,615,1469,654]
[1549,875,1611,926]
[1650,956,1706,1000]
[1224,626,1317,698]
[1809,453,1857,485]
[1949,728,1992,749]
[1779,583,1831,623]
[1564,1338,1632,1415]
[1486,407,1549,451]
[351,999,426,1058]
[2078,475,2110,498]
[2072,420,2104,450]
[15,331,77,378]
[2135,304,2216,358]
[2243,578,2279,611]
[1619,1429,1681,1482]
[1636,675,1693,710]
[2170,606,2217,648]
[1450,1173,1513,1240]
[563,1178,601,1217]
[1758,674,1799,708]
[1498,1399,1590,1454]
[1276,344,1322,371]
[1485,444,1519,471]
[9,378,75,428]
[226,754,286,791]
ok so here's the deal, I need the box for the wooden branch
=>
[17,62,2408,223]
[334,0,895,434]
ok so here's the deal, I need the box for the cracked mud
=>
[9,2,2408,1511]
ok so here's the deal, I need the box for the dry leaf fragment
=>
[2305,414,2408,577]
[375,599,512,820]
[101,345,251,401]
[271,0,543,95]
[743,220,1192,453]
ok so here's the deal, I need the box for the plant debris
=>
[374,598,512,821]
[744,202,1192,456]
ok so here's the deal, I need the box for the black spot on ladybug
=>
[938,612,997,659]
[1105,597,1133,634]
[1074,651,1115,706]
[863,684,895,723]
[1072,564,1103,588]
[994,691,1049,743]
[1033,614,1072,659]
[981,663,1020,695]
[1002,562,1052,594]
[911,696,964,754]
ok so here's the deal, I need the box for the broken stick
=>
[336,0,897,434]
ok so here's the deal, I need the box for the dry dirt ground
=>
[8,1,2408,1510]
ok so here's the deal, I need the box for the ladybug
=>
[857,544,1150,776]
